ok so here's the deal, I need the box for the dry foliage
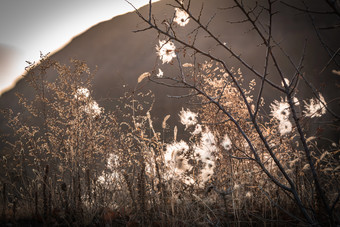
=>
[1,0,340,226]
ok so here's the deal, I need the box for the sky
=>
[0,0,158,95]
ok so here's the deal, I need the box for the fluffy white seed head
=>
[174,8,190,26]
[156,40,176,64]
[221,133,232,150]
[270,98,290,122]
[75,87,90,100]
[303,93,327,118]
[179,108,198,129]
[278,120,292,136]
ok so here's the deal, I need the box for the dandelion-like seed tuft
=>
[75,87,90,100]
[164,140,192,179]
[278,120,292,135]
[174,8,190,26]
[83,100,103,117]
[200,129,216,148]
[303,93,327,118]
[179,108,198,129]
[221,133,232,150]
[270,98,290,122]
[191,124,202,135]
[156,40,176,64]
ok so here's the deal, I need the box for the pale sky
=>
[0,0,158,95]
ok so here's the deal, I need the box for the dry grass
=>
[0,57,339,226]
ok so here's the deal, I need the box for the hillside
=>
[0,0,339,142]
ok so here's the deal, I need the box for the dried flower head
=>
[156,40,176,64]
[194,145,213,162]
[278,120,292,136]
[75,87,90,100]
[179,108,198,129]
[164,140,189,166]
[200,166,214,183]
[303,93,327,118]
[221,133,232,150]
[174,8,190,26]
[191,124,202,135]
[270,98,290,121]
[194,129,217,170]
[83,100,102,117]
[164,140,192,178]
[200,129,216,148]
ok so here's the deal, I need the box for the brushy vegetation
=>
[0,56,339,226]
[1,0,340,226]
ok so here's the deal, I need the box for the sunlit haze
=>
[0,0,159,95]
